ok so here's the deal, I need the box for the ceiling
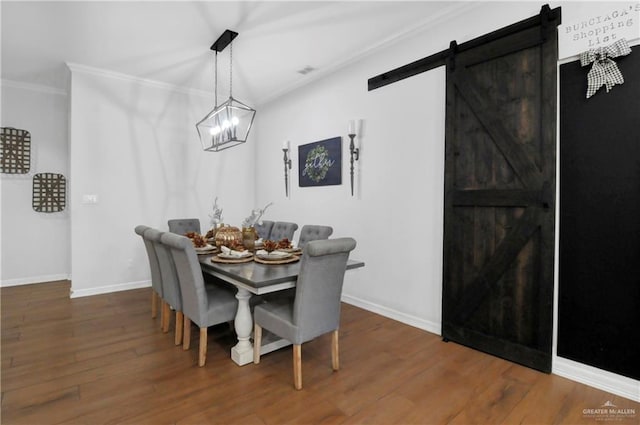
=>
[1,1,475,105]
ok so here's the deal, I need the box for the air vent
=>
[297,66,316,75]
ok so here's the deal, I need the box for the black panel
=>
[559,50,640,380]
[210,30,238,52]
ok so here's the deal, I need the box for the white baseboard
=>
[70,280,151,298]
[553,356,640,402]
[341,293,441,336]
[1,274,71,287]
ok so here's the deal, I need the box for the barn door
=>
[442,9,559,372]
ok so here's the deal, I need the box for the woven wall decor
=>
[32,173,66,213]
[0,127,31,174]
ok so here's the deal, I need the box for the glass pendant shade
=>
[197,30,256,152]
[196,96,256,152]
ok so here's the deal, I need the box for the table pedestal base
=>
[230,287,292,366]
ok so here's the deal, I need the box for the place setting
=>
[185,231,218,255]
[254,250,299,265]
[211,245,254,264]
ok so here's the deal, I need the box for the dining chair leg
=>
[253,324,262,364]
[151,290,157,319]
[293,344,302,390]
[160,299,166,330]
[162,302,171,333]
[332,329,340,371]
[174,311,183,346]
[199,327,207,367]
[183,316,191,350]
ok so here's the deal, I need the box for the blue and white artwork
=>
[298,137,342,187]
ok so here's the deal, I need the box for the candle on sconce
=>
[348,120,356,136]
[282,140,292,197]
[347,119,360,196]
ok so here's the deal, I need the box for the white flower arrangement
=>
[242,202,273,228]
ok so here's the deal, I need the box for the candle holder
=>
[283,147,292,197]
[348,120,361,197]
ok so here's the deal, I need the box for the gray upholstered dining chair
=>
[269,221,298,241]
[254,220,274,240]
[297,225,333,249]
[146,228,184,344]
[168,218,201,235]
[253,237,357,389]
[160,232,238,367]
[134,225,164,325]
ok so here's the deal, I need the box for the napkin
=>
[195,244,214,251]
[221,246,250,257]
[256,249,290,259]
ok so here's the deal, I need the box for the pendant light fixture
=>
[196,30,256,152]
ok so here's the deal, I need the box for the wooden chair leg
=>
[160,299,166,329]
[253,324,262,364]
[199,327,207,367]
[174,311,183,346]
[151,290,157,319]
[162,302,171,333]
[293,344,302,390]
[183,316,191,350]
[332,329,340,371]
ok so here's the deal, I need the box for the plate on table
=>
[211,254,254,264]
[217,251,253,260]
[256,251,293,261]
[195,244,217,254]
[278,247,302,255]
[254,255,300,265]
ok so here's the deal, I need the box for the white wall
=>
[68,65,255,297]
[1,81,70,286]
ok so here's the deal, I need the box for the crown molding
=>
[1,79,68,96]
[65,62,213,99]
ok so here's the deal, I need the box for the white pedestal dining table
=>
[198,253,365,366]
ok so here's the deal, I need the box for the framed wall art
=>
[0,127,31,174]
[32,173,66,213]
[298,137,342,187]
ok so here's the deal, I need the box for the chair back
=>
[270,221,298,241]
[146,228,182,310]
[254,220,274,240]
[160,232,209,327]
[293,238,356,342]
[135,225,163,297]
[168,218,201,235]
[297,225,333,249]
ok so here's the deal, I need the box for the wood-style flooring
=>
[1,281,638,424]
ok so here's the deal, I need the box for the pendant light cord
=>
[214,51,218,107]
[229,42,233,99]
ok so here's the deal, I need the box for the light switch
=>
[82,194,99,204]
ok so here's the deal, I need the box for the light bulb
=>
[231,116,239,126]
[222,120,230,129]
[210,126,221,135]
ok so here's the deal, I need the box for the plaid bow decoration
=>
[580,38,631,98]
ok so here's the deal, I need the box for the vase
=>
[242,227,257,251]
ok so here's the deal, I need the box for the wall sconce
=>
[282,140,292,197]
[348,120,361,196]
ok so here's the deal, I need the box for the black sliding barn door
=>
[442,10,559,372]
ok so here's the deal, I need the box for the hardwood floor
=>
[1,281,637,424]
